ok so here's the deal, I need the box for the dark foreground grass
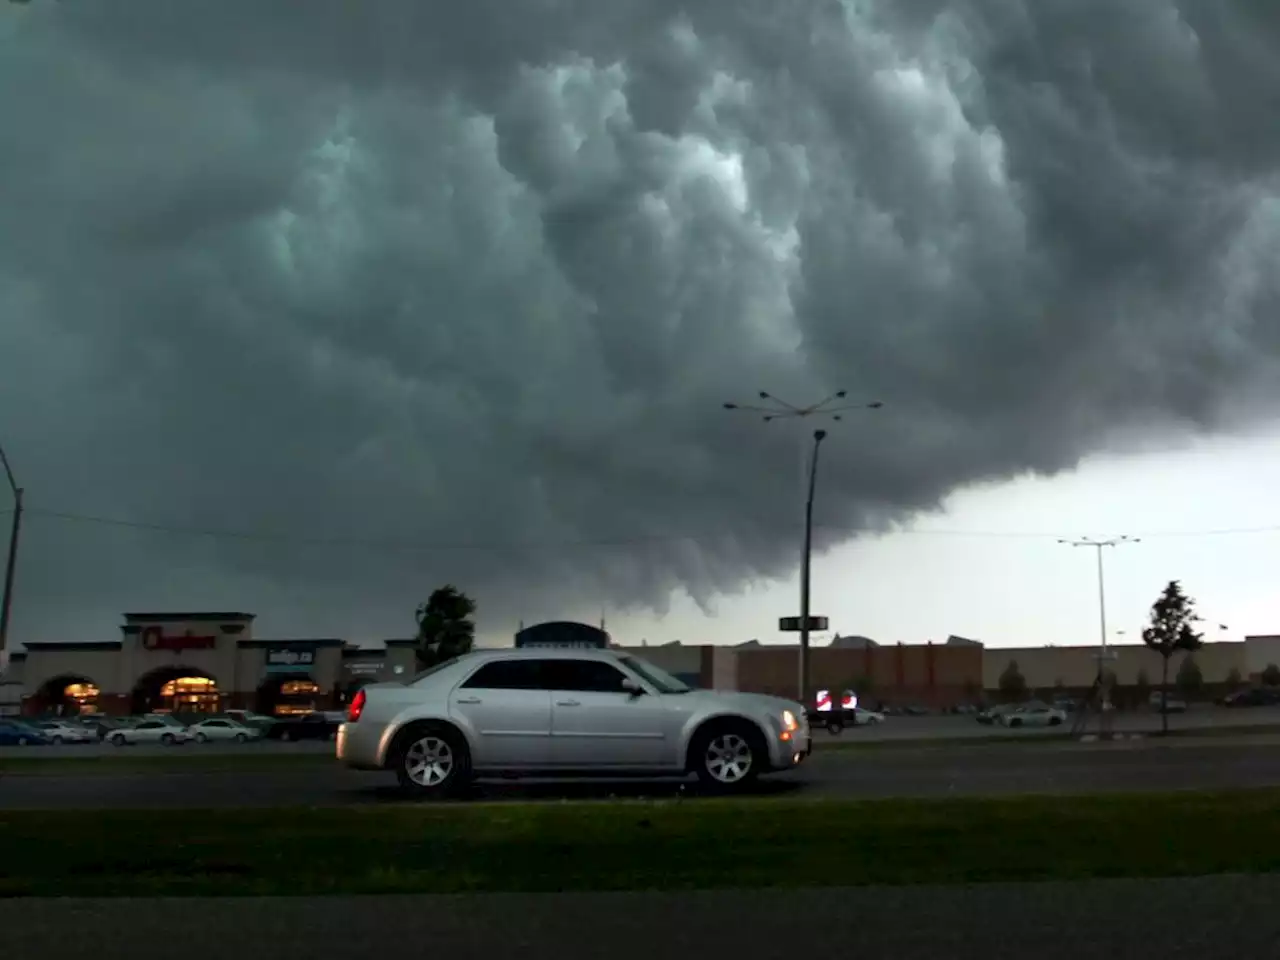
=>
[3,790,1280,897]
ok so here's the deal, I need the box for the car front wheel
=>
[690,721,764,793]
[392,723,472,800]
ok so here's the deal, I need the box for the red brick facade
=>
[733,643,983,707]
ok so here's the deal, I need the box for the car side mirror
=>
[621,677,644,697]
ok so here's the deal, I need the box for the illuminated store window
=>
[159,676,220,713]
[64,682,100,713]
[274,678,320,717]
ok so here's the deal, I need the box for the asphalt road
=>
[4,876,1278,959]
[5,738,1280,808]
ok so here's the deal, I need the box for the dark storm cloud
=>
[2,0,1279,640]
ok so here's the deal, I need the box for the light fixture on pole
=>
[0,439,23,660]
[1058,535,1139,731]
[723,390,883,705]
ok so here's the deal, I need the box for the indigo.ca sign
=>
[265,646,316,674]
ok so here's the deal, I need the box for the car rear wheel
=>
[161,733,175,745]
[195,733,208,743]
[51,736,63,745]
[392,722,471,800]
[111,733,127,746]
[235,733,248,743]
[690,721,764,793]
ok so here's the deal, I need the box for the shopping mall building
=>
[2,610,1278,717]
[1,612,422,718]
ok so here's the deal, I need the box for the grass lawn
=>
[3,790,1280,896]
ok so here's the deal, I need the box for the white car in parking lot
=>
[999,703,1068,728]
[187,718,259,743]
[338,648,812,798]
[107,719,194,746]
[31,720,96,744]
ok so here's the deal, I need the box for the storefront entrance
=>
[256,676,322,717]
[132,667,221,716]
[34,675,100,716]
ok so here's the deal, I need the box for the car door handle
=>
[555,699,581,707]
[454,696,482,705]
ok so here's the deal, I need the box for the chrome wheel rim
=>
[405,736,454,787]
[705,733,753,783]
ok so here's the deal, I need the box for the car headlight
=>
[781,709,799,731]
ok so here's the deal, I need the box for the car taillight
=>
[347,689,366,723]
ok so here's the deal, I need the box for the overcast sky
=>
[2,1,1279,650]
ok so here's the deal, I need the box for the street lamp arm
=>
[0,441,17,498]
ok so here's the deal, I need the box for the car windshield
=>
[618,655,691,694]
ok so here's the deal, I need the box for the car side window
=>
[544,659,630,693]
[461,659,546,691]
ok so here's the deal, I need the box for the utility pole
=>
[0,440,22,660]
[724,390,883,705]
[1059,535,1139,735]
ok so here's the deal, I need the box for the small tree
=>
[1262,664,1280,688]
[1140,580,1203,734]
[998,660,1027,701]
[1175,655,1203,700]
[1225,667,1244,690]
[414,584,477,671]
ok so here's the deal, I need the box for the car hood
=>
[683,689,804,716]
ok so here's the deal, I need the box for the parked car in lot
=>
[977,703,1018,725]
[999,702,1067,728]
[1217,688,1280,708]
[810,705,885,733]
[264,712,340,741]
[0,719,51,746]
[30,720,96,744]
[338,648,812,799]
[187,718,259,743]
[108,719,194,746]
[224,709,277,732]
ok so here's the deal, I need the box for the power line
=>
[19,505,1280,553]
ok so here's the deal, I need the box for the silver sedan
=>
[337,648,811,798]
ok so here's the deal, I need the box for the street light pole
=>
[799,428,826,707]
[1058,535,1139,721]
[724,391,883,705]
[0,440,22,660]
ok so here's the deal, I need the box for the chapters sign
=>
[140,626,217,652]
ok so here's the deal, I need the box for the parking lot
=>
[4,706,1279,758]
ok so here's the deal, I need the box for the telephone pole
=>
[724,391,882,705]
[1058,535,1139,733]
[0,439,22,660]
